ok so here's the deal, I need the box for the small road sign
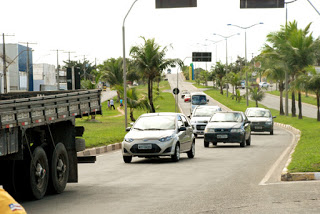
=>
[173,88,180,95]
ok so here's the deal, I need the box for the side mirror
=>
[207,100,209,103]
[273,116,276,119]
[246,121,251,124]
[125,127,131,132]
[178,127,187,132]
[187,115,191,118]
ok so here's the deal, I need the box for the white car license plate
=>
[138,144,152,150]
[255,126,262,129]
[200,126,206,129]
[217,134,228,139]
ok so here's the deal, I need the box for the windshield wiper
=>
[134,128,144,131]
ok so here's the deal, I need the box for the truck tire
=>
[50,143,69,194]
[29,146,49,200]
[76,138,86,152]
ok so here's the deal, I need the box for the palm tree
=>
[307,74,320,121]
[263,21,320,118]
[259,54,286,115]
[212,62,226,95]
[249,87,265,107]
[126,88,146,122]
[130,37,182,113]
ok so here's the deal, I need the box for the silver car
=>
[189,105,222,138]
[245,107,276,135]
[122,113,195,163]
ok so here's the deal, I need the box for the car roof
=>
[140,112,183,117]
[246,107,269,111]
[191,92,206,96]
[214,111,244,114]
[195,105,220,109]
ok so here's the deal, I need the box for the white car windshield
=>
[246,109,271,117]
[193,108,221,117]
[133,115,176,130]
[210,112,243,122]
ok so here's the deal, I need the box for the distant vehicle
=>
[189,105,222,137]
[204,111,251,147]
[240,80,245,89]
[245,107,276,135]
[181,90,190,99]
[190,92,209,114]
[122,112,195,163]
[167,69,171,74]
[184,94,191,102]
[259,82,269,88]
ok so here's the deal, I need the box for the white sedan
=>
[259,82,269,88]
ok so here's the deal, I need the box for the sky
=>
[1,0,320,71]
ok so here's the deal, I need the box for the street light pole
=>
[1,33,14,93]
[213,33,240,97]
[123,0,138,129]
[227,22,263,106]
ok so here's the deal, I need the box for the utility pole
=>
[64,51,75,63]
[1,33,14,93]
[51,49,64,90]
[19,41,36,91]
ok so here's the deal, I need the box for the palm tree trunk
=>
[298,91,302,119]
[317,94,320,121]
[220,78,223,95]
[291,92,296,117]
[279,89,284,115]
[130,108,136,122]
[148,79,155,113]
[256,100,258,107]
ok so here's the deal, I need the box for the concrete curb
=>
[77,142,122,157]
[274,122,320,181]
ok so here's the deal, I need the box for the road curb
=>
[274,122,320,181]
[77,142,122,157]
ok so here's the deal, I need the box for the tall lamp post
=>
[205,39,224,65]
[227,22,263,106]
[122,0,138,129]
[213,33,240,97]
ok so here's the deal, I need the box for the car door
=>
[181,115,193,151]
[177,115,187,151]
[243,114,251,140]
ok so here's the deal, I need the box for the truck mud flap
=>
[77,156,96,163]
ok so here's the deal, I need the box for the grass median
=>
[76,81,177,148]
[204,88,320,173]
[266,90,317,106]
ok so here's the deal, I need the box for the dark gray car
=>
[204,111,251,147]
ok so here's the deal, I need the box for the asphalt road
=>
[21,75,320,214]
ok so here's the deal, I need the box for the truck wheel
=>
[50,143,69,194]
[29,146,49,199]
[75,138,86,152]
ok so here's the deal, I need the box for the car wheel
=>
[270,130,274,135]
[171,143,180,162]
[204,140,209,148]
[187,141,195,158]
[212,142,217,146]
[194,134,198,138]
[240,137,246,147]
[123,156,132,163]
[246,135,251,146]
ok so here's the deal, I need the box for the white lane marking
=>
[259,129,296,186]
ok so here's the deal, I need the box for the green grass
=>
[205,88,320,172]
[76,81,177,148]
[267,91,318,106]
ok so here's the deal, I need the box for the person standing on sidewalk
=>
[110,99,115,110]
[107,100,111,110]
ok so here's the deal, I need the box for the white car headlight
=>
[124,138,134,143]
[265,121,272,125]
[159,135,173,142]
[204,128,215,133]
[230,128,242,133]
